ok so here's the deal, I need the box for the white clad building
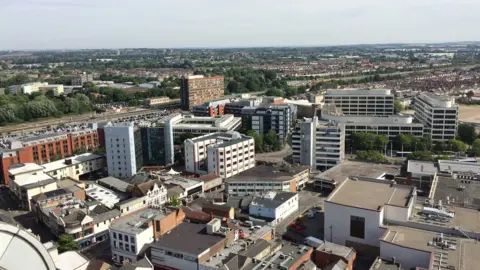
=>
[249,192,298,224]
[292,117,345,171]
[324,177,416,252]
[414,92,458,142]
[184,131,255,178]
[324,88,395,116]
[109,208,161,264]
[104,122,137,178]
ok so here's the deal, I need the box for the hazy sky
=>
[0,0,479,49]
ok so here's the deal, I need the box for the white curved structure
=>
[0,222,56,270]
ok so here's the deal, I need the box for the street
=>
[0,189,55,243]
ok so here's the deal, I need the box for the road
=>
[0,189,55,243]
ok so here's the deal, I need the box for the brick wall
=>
[154,208,185,238]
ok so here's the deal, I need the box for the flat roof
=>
[152,222,225,256]
[226,165,309,183]
[437,160,480,174]
[327,177,414,211]
[381,226,436,252]
[8,163,44,175]
[54,251,89,270]
[316,160,401,185]
[14,173,56,188]
[317,241,355,261]
[432,175,480,208]
[110,208,166,234]
[98,176,132,193]
[42,153,103,172]
[250,192,297,209]
[85,183,126,209]
[407,160,438,175]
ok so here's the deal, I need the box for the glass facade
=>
[141,127,167,166]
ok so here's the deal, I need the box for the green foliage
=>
[470,139,480,156]
[57,234,78,253]
[457,124,477,145]
[394,100,404,112]
[351,132,384,151]
[356,151,388,163]
[246,130,263,152]
[407,151,434,162]
[169,196,181,207]
[447,139,467,153]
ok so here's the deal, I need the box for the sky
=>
[0,0,479,50]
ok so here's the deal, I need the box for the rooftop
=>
[407,160,438,175]
[54,251,89,270]
[226,164,309,183]
[98,176,132,193]
[369,257,404,270]
[188,131,252,148]
[41,153,104,172]
[8,163,44,175]
[85,183,126,209]
[327,177,415,211]
[110,208,166,234]
[381,226,436,252]
[437,160,480,174]
[15,173,56,189]
[315,160,401,186]
[250,192,297,209]
[152,222,225,256]
[432,174,480,208]
[316,241,355,261]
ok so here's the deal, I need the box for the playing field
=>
[459,105,480,123]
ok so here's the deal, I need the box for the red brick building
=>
[0,129,103,185]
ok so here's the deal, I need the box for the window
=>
[119,234,123,241]
[131,245,136,253]
[155,221,160,231]
[113,241,117,248]
[350,216,365,239]
[113,232,117,239]
[130,236,134,243]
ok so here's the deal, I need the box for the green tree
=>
[374,135,389,152]
[448,139,467,153]
[227,80,238,93]
[264,130,278,146]
[246,130,263,152]
[407,151,434,162]
[470,139,480,156]
[397,134,412,152]
[263,70,277,81]
[265,88,283,97]
[169,196,181,207]
[57,234,78,253]
[394,100,404,112]
[64,98,80,114]
[356,150,387,163]
[457,124,477,145]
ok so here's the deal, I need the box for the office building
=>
[71,72,93,86]
[414,92,458,142]
[19,82,49,95]
[191,98,230,117]
[292,117,345,171]
[180,75,224,110]
[104,123,138,178]
[249,192,299,224]
[224,98,262,117]
[184,131,255,178]
[0,126,101,185]
[225,164,310,196]
[8,163,58,210]
[324,88,395,116]
[241,104,294,142]
[155,113,242,141]
[321,104,424,141]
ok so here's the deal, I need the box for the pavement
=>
[256,144,293,164]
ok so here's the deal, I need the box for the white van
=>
[303,236,324,248]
